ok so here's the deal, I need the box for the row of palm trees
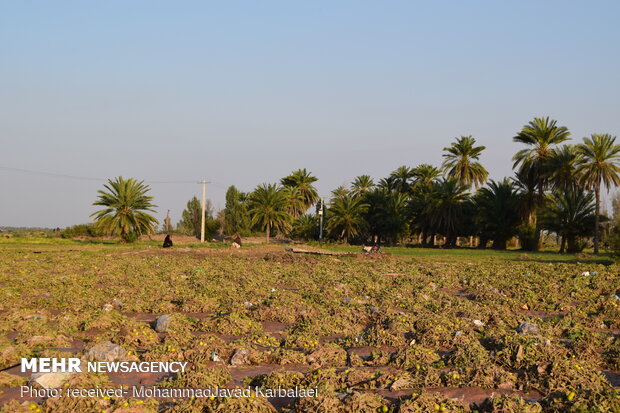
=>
[224,117,620,253]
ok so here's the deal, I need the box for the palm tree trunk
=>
[594,185,600,254]
[266,222,270,243]
[534,186,544,251]
[559,235,565,253]
[567,234,576,254]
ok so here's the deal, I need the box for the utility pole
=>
[198,180,210,243]
[318,197,324,243]
[165,210,170,233]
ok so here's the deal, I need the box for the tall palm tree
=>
[351,175,375,199]
[473,179,522,249]
[512,116,570,250]
[248,184,292,242]
[282,186,306,218]
[280,169,319,211]
[91,177,159,242]
[576,134,620,254]
[442,136,488,189]
[326,195,368,244]
[390,166,415,194]
[541,189,597,253]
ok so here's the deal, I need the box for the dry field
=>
[0,241,618,412]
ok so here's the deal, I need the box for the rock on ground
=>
[517,321,539,335]
[31,372,72,388]
[87,341,127,362]
[230,349,249,366]
[155,315,172,333]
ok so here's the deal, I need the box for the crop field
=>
[0,241,618,412]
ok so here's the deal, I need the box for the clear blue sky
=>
[1,1,619,227]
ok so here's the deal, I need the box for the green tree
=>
[512,116,570,250]
[541,189,597,253]
[473,179,522,249]
[442,136,488,189]
[177,197,220,240]
[290,214,318,240]
[331,185,349,200]
[350,175,375,199]
[412,164,441,187]
[576,133,620,254]
[547,144,580,191]
[224,186,250,236]
[248,184,292,242]
[282,186,306,218]
[280,169,319,211]
[91,177,158,242]
[425,178,469,247]
[326,195,368,244]
[389,166,415,194]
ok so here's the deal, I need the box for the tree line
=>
[89,116,620,254]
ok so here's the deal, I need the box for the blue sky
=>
[1,1,619,227]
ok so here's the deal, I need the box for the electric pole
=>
[198,180,210,243]
[318,197,324,243]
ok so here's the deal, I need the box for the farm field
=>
[0,241,618,412]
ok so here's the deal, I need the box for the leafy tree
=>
[177,197,220,240]
[224,185,251,236]
[248,184,292,242]
[91,177,158,242]
[541,189,597,253]
[442,136,488,189]
[512,116,570,250]
[280,169,319,211]
[326,195,368,244]
[474,179,522,249]
[350,175,375,199]
[576,133,620,254]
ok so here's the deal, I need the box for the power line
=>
[0,165,196,184]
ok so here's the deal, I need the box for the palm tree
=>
[368,190,409,245]
[576,134,620,254]
[425,178,470,247]
[290,214,317,240]
[282,186,306,218]
[409,164,441,245]
[547,144,580,191]
[412,164,441,187]
[513,116,570,250]
[91,177,159,242]
[248,184,292,242]
[541,189,597,253]
[390,166,415,194]
[326,195,368,244]
[280,169,319,211]
[351,175,375,199]
[473,179,522,249]
[331,185,349,200]
[442,136,488,189]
